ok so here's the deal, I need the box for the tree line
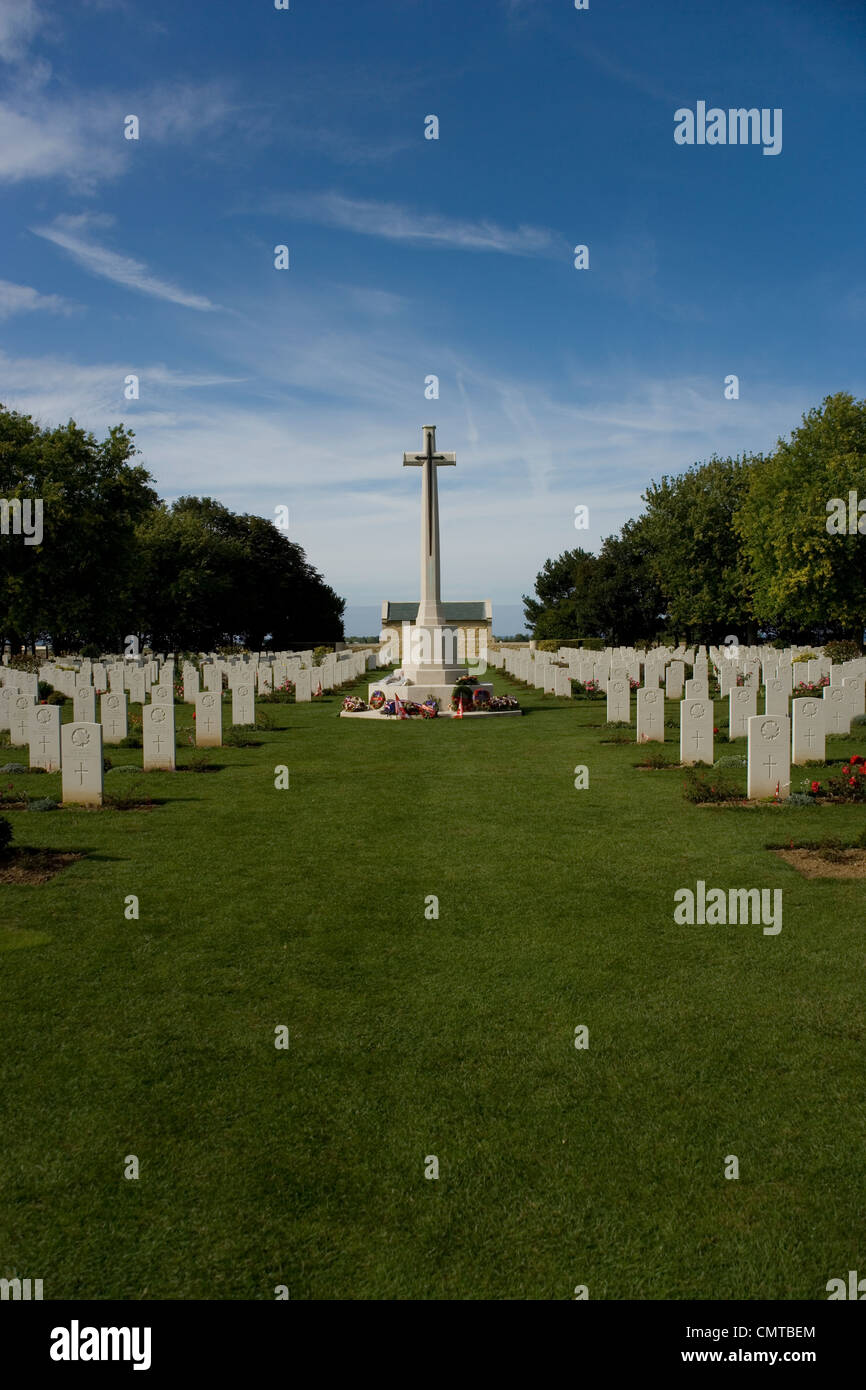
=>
[0,407,345,654]
[523,392,866,646]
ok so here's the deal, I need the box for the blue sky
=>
[1,0,864,633]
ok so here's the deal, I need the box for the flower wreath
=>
[382,699,397,716]
[420,698,438,718]
[369,690,386,710]
[472,687,490,708]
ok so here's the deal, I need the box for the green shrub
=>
[312,646,333,666]
[682,768,742,803]
[106,765,142,775]
[638,749,676,769]
[224,726,262,747]
[80,643,101,660]
[823,639,861,663]
[0,763,28,774]
[0,815,12,853]
[47,691,67,705]
[785,793,815,807]
[118,734,143,748]
[603,720,631,730]
[793,651,818,663]
[852,714,866,728]
[713,755,746,769]
[104,788,154,810]
[26,797,58,812]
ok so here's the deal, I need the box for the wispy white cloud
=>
[0,278,76,318]
[0,77,238,186]
[0,0,41,62]
[30,215,222,310]
[271,191,562,257]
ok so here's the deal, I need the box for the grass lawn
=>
[1,673,865,1300]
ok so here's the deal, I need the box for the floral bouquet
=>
[420,698,438,718]
[489,694,519,710]
[342,696,368,712]
[382,699,397,717]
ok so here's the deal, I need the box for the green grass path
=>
[1,676,864,1299]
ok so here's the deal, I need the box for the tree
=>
[522,548,600,637]
[736,393,866,641]
[641,453,757,642]
[589,518,663,645]
[0,407,157,652]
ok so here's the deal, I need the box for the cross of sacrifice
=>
[402,425,456,632]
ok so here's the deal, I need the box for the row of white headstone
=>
[0,648,382,801]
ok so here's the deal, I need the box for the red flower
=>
[810,781,820,793]
[842,765,849,775]
[851,754,861,765]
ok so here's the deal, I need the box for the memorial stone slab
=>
[61,722,103,805]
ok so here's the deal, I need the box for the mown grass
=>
[1,677,865,1300]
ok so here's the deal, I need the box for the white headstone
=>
[606,676,630,723]
[636,686,664,743]
[823,685,851,736]
[728,687,757,739]
[792,697,825,764]
[142,702,176,771]
[747,715,790,799]
[195,691,222,747]
[680,698,713,765]
[295,669,312,703]
[61,722,104,806]
[74,687,97,723]
[843,677,865,718]
[763,679,789,717]
[151,683,173,707]
[665,662,684,699]
[29,703,61,771]
[9,693,35,746]
[101,690,128,743]
[231,682,255,726]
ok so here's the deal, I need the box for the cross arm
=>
[402,453,457,466]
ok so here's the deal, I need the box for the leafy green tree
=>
[0,407,156,652]
[641,453,757,642]
[522,548,599,637]
[736,393,866,640]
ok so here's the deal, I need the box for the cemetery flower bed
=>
[682,768,742,803]
[792,679,830,697]
[489,694,519,710]
[801,756,866,803]
[570,679,604,699]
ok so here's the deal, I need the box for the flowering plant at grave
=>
[629,677,640,690]
[489,694,519,710]
[570,679,603,700]
[807,754,866,803]
[341,696,368,712]
[369,690,386,710]
[793,679,831,698]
